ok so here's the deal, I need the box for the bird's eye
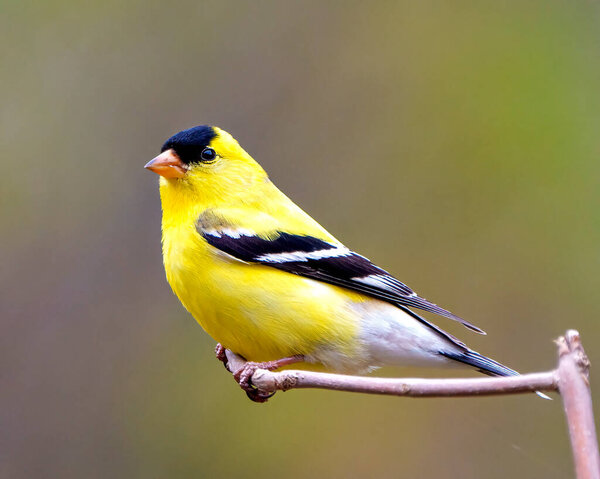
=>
[200,147,217,162]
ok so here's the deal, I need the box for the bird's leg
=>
[233,355,304,403]
[215,343,228,368]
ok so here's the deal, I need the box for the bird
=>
[145,125,522,402]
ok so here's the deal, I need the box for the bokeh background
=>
[2,1,599,477]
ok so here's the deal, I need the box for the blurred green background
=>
[2,1,599,477]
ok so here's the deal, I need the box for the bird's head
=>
[145,125,268,204]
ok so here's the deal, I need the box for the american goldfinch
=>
[145,125,518,401]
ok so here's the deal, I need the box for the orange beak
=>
[144,149,187,179]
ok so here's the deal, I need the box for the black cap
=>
[161,125,218,164]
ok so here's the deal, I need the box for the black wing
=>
[199,226,485,336]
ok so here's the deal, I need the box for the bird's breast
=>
[162,224,367,367]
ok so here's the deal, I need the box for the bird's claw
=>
[246,389,276,403]
[224,354,302,403]
[233,361,259,391]
[233,361,275,403]
[215,343,228,369]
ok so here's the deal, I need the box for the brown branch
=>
[223,330,599,478]
[224,350,558,397]
[557,330,600,479]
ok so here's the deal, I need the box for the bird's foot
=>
[233,355,304,403]
[215,343,228,369]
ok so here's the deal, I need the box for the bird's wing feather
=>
[196,210,484,336]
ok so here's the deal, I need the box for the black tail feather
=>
[440,350,552,399]
[439,349,518,377]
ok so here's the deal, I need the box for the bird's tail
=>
[440,349,551,399]
[440,349,518,377]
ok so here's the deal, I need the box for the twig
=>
[222,330,598,478]
[224,350,557,397]
[557,330,600,479]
